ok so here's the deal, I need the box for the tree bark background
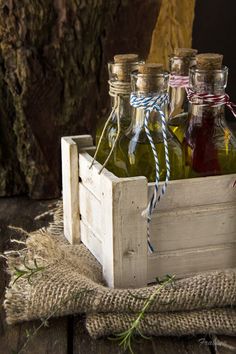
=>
[0,0,161,198]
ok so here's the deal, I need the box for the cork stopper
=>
[114,53,139,63]
[196,53,223,70]
[135,63,165,92]
[174,48,198,57]
[111,53,140,81]
[138,63,163,74]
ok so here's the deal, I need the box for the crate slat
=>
[149,173,236,212]
[80,221,103,264]
[150,202,236,251]
[79,183,102,238]
[147,243,236,282]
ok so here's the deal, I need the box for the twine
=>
[90,81,131,173]
[130,93,169,253]
[187,89,236,118]
[169,75,189,88]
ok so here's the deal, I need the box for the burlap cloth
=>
[4,202,236,338]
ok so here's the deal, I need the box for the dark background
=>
[0,0,235,199]
[193,0,236,107]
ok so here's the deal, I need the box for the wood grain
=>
[0,198,68,354]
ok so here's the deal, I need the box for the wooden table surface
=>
[0,197,235,354]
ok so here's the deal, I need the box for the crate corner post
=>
[61,135,94,245]
[101,175,148,288]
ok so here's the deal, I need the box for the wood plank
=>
[147,243,236,282]
[214,335,236,353]
[73,318,211,354]
[79,183,102,238]
[149,173,236,211]
[61,136,80,245]
[79,151,118,201]
[62,135,95,245]
[101,175,148,288]
[0,318,68,354]
[150,202,236,251]
[0,197,68,354]
[80,220,103,264]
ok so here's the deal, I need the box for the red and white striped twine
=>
[187,88,236,118]
[169,75,189,88]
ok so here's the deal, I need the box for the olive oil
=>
[95,54,142,169]
[111,63,185,181]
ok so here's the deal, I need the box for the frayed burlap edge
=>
[3,201,236,338]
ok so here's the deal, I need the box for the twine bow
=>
[187,89,236,118]
[130,93,170,253]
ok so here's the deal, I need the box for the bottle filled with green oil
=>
[168,48,197,143]
[110,63,185,181]
[95,54,143,172]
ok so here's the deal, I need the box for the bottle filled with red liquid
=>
[184,53,236,178]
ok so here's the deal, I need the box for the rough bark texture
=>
[0,0,161,198]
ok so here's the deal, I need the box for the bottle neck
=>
[110,94,131,121]
[128,98,170,141]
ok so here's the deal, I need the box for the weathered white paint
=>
[62,134,236,288]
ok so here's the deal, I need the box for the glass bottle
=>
[184,53,236,178]
[168,48,197,143]
[111,63,185,181]
[95,54,142,172]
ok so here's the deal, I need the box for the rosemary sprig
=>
[13,256,47,285]
[111,274,175,354]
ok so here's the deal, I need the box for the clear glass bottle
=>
[95,54,142,171]
[111,64,185,181]
[168,48,197,143]
[184,59,236,178]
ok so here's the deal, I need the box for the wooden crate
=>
[61,135,236,288]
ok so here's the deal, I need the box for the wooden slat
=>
[80,220,103,264]
[79,151,118,201]
[79,183,102,238]
[147,243,236,282]
[0,198,68,354]
[61,135,94,244]
[150,202,236,251]
[214,336,236,353]
[149,173,236,211]
[101,175,148,288]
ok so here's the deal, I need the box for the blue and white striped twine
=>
[130,92,170,253]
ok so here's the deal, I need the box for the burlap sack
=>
[4,202,236,338]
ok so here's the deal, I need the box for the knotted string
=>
[130,93,170,253]
[90,81,130,172]
[169,75,189,88]
[187,89,236,118]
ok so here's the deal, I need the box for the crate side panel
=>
[150,202,236,251]
[79,183,102,239]
[149,173,236,211]
[147,244,236,282]
[80,221,103,264]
